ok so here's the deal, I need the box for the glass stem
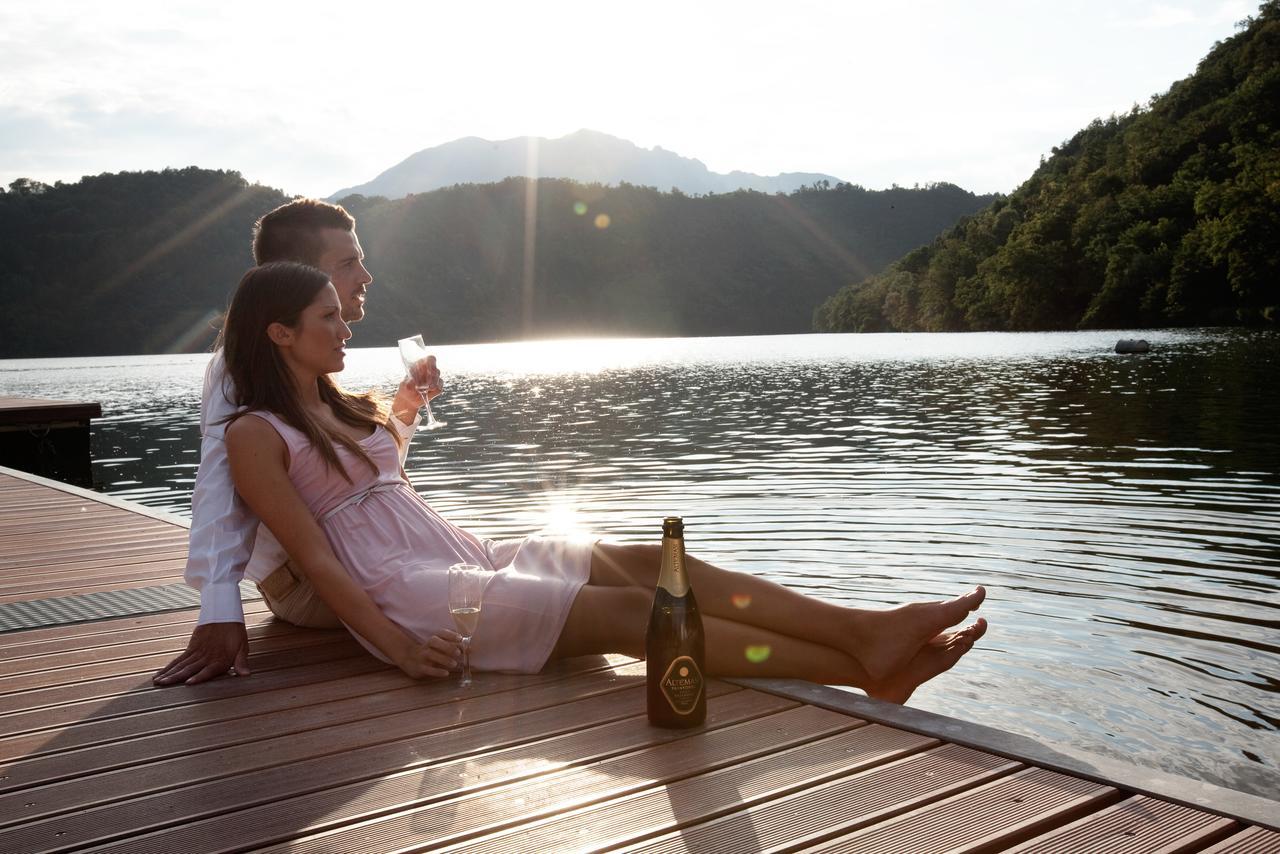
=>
[461,636,472,686]
[417,386,440,428]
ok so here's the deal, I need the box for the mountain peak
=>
[329,130,845,199]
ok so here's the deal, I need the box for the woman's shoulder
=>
[225,411,292,449]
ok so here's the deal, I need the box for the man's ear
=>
[266,322,293,346]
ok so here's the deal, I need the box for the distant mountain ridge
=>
[0,168,996,357]
[329,129,846,199]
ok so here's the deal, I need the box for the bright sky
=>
[0,0,1255,198]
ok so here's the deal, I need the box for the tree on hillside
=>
[815,1,1280,332]
[0,169,995,357]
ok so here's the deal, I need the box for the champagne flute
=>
[448,563,492,687]
[397,334,445,429]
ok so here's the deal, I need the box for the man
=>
[154,199,439,685]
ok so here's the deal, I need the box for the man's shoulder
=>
[201,350,242,438]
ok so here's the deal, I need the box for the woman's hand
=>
[394,630,463,679]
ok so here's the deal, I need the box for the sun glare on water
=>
[440,336,666,378]
[524,490,595,541]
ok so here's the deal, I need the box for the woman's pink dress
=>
[245,411,593,673]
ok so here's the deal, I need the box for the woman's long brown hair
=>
[220,262,401,482]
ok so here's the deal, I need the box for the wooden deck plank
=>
[0,655,627,791]
[0,666,406,764]
[0,540,189,573]
[250,701,853,854]
[0,574,189,604]
[0,469,1275,853]
[1198,826,1280,852]
[0,397,101,423]
[0,539,188,568]
[4,672,756,852]
[82,688,780,854]
[0,553,188,583]
[0,620,309,678]
[0,654,388,740]
[0,507,160,531]
[0,469,189,603]
[0,562,189,599]
[0,637,367,717]
[617,743,1022,853]
[0,520,187,546]
[0,658,671,832]
[0,573,192,603]
[446,723,945,854]
[802,766,1122,853]
[1003,794,1240,853]
[0,629,352,697]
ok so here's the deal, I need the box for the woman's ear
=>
[266,322,293,346]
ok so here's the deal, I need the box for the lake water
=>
[2,329,1278,798]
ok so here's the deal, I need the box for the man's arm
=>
[154,354,257,686]
[390,355,441,464]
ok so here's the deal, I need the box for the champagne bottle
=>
[646,516,707,728]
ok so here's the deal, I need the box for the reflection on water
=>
[2,328,1277,797]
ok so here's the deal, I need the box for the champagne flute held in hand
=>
[397,334,445,430]
[448,563,492,688]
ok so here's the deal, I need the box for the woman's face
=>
[275,283,352,376]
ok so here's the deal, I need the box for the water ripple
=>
[2,329,1277,796]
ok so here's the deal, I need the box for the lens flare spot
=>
[573,201,588,216]
[594,213,611,229]
[744,645,772,664]
[731,594,752,610]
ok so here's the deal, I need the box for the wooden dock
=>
[0,397,103,489]
[1,465,1277,852]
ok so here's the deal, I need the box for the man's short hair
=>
[252,198,356,266]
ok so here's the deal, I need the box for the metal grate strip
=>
[0,582,261,633]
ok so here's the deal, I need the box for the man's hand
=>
[393,355,443,425]
[393,630,462,679]
[153,621,250,686]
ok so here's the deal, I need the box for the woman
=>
[223,263,987,702]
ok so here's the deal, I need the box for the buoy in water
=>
[1115,339,1151,354]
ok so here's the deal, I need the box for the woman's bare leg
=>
[549,584,987,703]
[590,544,985,681]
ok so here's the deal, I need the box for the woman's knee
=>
[591,543,661,587]
[557,585,651,658]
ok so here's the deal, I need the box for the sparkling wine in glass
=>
[397,334,445,430]
[448,563,492,688]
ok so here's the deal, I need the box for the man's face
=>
[313,228,372,323]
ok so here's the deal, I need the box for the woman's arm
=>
[225,415,458,678]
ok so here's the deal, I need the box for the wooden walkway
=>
[1,466,1277,853]
[0,398,103,425]
[0,398,102,489]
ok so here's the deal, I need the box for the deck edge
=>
[0,464,191,529]
[728,677,1280,832]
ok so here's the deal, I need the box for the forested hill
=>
[815,1,1280,334]
[0,170,994,357]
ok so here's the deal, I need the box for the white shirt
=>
[184,352,419,625]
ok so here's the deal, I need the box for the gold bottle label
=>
[658,536,690,596]
[659,655,704,715]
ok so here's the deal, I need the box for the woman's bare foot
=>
[848,586,986,682]
[866,617,987,704]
